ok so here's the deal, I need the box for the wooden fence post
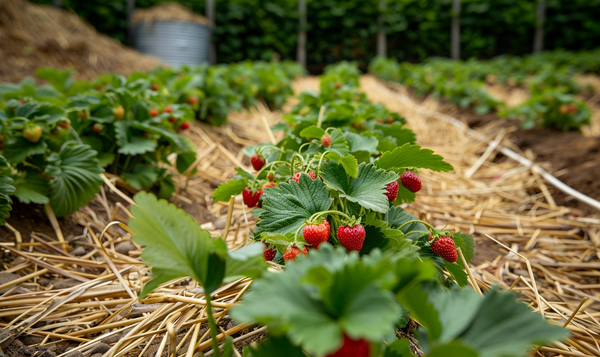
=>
[206,0,216,64]
[533,0,546,53]
[451,0,461,60]
[377,0,387,57]
[297,0,307,67]
[126,0,135,46]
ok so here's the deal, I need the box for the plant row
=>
[128,62,567,357]
[369,52,595,131]
[0,61,302,224]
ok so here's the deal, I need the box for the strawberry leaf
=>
[443,260,469,287]
[255,174,333,236]
[344,131,378,154]
[376,143,453,172]
[305,129,349,157]
[376,124,416,146]
[115,121,157,155]
[3,137,47,164]
[386,207,428,240]
[393,183,416,204]
[321,162,399,213]
[299,125,325,139]
[213,179,247,203]
[129,192,266,297]
[0,156,15,225]
[231,245,403,356]
[45,144,104,217]
[123,165,159,190]
[453,232,475,263]
[12,167,50,204]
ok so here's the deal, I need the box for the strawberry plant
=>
[0,156,15,225]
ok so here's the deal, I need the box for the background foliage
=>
[31,0,600,67]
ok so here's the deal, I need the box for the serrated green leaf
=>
[339,155,358,178]
[321,162,399,213]
[213,179,247,203]
[255,174,333,236]
[299,125,325,139]
[344,132,379,154]
[129,192,266,297]
[45,144,104,217]
[245,335,306,357]
[0,161,15,225]
[115,121,157,155]
[376,143,453,172]
[384,339,414,357]
[428,341,478,357]
[123,165,159,190]
[394,183,416,204]
[12,168,50,204]
[444,260,469,287]
[376,124,416,146]
[176,152,196,174]
[453,233,475,263]
[387,206,428,240]
[3,137,47,164]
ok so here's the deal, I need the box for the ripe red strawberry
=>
[149,108,159,117]
[431,236,458,263]
[113,106,125,119]
[263,247,277,261]
[267,172,275,182]
[242,187,262,208]
[163,106,173,114]
[251,154,265,171]
[292,171,316,183]
[321,134,332,148]
[262,181,277,189]
[326,334,370,357]
[188,95,198,105]
[57,120,69,129]
[168,117,177,123]
[180,122,190,130]
[92,123,103,133]
[568,103,577,113]
[23,125,42,143]
[337,224,366,251]
[385,181,399,202]
[401,171,421,193]
[283,245,308,261]
[151,83,159,91]
[386,116,394,124]
[303,220,330,249]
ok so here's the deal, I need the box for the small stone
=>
[70,246,87,256]
[213,217,227,230]
[210,180,221,188]
[115,241,136,255]
[89,343,111,355]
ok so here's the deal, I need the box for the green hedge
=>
[30,0,600,65]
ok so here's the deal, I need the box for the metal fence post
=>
[377,0,387,57]
[533,0,546,53]
[126,0,135,46]
[451,0,461,60]
[297,0,307,67]
[206,0,216,64]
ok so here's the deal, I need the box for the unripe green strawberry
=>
[337,224,366,251]
[267,171,275,182]
[113,106,125,119]
[23,124,42,143]
[283,245,308,261]
[303,219,330,249]
[431,236,458,263]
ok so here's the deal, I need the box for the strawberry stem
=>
[396,219,435,232]
[309,210,351,223]
[205,294,221,357]
[316,150,332,174]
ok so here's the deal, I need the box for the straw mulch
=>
[1,75,599,356]
[133,3,211,27]
[0,0,163,83]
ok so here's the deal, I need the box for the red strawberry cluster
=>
[283,245,308,261]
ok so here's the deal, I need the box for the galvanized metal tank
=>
[134,21,210,67]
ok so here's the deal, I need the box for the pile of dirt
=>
[133,2,211,27]
[0,0,164,83]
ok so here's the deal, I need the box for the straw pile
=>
[0,0,163,83]
[1,75,599,356]
[133,3,211,27]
